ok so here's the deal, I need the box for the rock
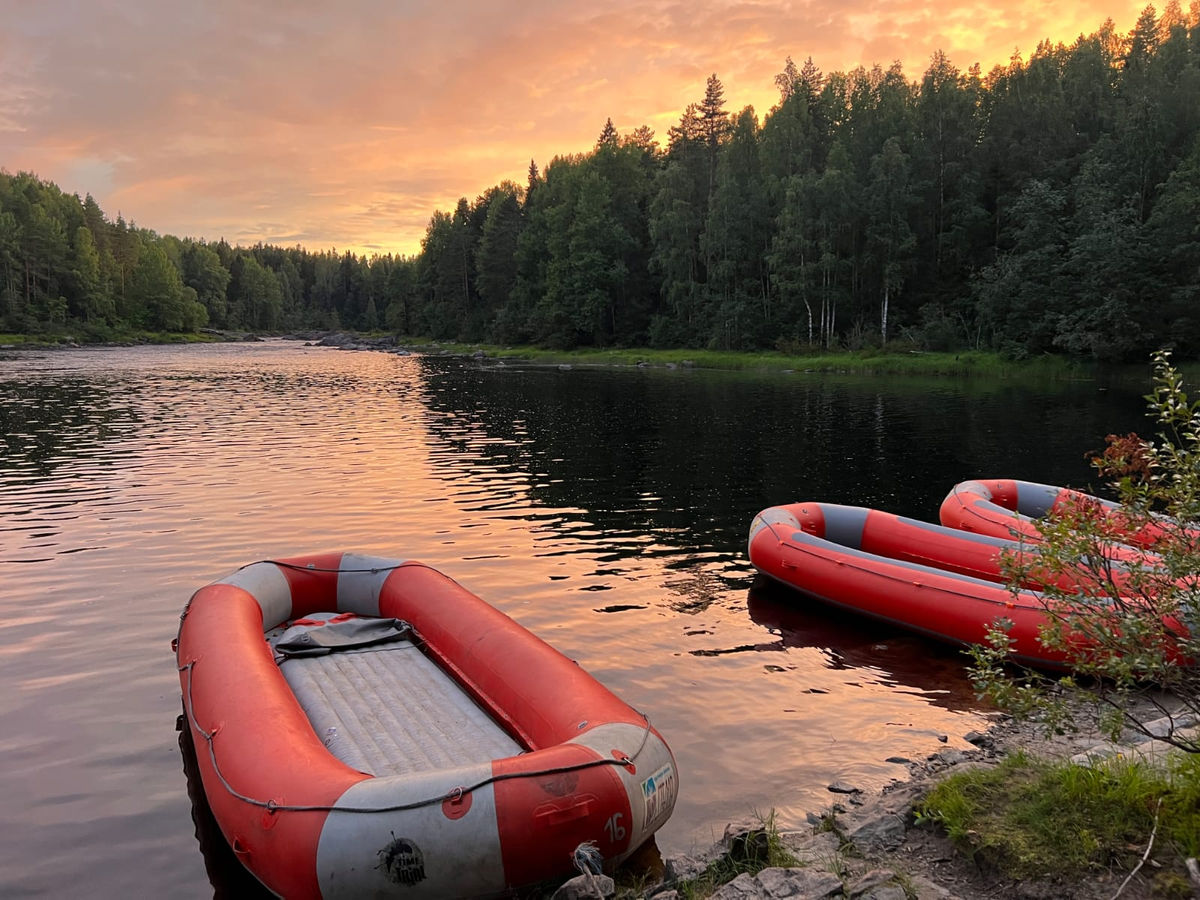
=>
[722,820,769,863]
[755,866,843,898]
[904,874,954,899]
[828,781,862,795]
[933,748,966,766]
[847,869,898,897]
[709,872,762,899]
[551,873,614,900]
[315,332,396,351]
[662,851,709,883]
[779,829,841,867]
[847,813,907,853]
[964,730,992,748]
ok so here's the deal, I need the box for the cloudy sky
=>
[1,1,1151,257]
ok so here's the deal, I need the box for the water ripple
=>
[0,342,1152,898]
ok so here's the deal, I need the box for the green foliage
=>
[130,243,186,331]
[4,9,1200,352]
[918,751,1200,886]
[668,810,798,900]
[969,350,1200,752]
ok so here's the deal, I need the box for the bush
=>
[969,350,1200,753]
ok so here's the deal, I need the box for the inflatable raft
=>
[748,502,1108,667]
[939,478,1169,548]
[175,553,678,899]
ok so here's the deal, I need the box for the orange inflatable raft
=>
[175,553,678,899]
[748,502,1140,668]
[938,478,1174,548]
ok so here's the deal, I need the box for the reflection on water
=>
[0,343,1150,896]
[746,578,984,711]
[177,722,272,900]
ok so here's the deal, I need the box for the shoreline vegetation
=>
[0,328,1111,381]
[4,9,1200,367]
[633,700,1200,900]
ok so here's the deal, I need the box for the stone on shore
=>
[550,873,614,900]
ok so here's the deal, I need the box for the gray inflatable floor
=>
[279,638,524,777]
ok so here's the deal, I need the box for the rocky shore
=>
[571,698,1198,900]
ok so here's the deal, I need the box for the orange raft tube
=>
[748,502,1118,668]
[938,479,1174,548]
[175,553,678,899]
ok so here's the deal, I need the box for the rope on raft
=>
[177,655,655,816]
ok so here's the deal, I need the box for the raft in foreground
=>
[175,553,678,899]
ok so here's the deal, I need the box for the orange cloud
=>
[0,1,1152,257]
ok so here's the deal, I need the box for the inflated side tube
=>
[748,503,1190,669]
[939,479,1174,549]
[176,553,678,899]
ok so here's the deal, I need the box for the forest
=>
[2,5,1199,361]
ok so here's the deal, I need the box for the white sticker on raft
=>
[642,762,678,832]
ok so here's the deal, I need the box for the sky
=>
[0,1,1156,258]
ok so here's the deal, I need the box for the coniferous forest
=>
[3,6,1200,360]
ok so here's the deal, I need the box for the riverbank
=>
[639,691,1200,900]
[0,328,1104,381]
[407,340,1098,381]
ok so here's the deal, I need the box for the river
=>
[0,341,1150,897]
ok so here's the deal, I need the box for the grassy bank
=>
[0,330,220,347]
[0,328,1125,381]
[917,751,1200,896]
[416,342,1099,380]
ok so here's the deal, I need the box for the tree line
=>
[2,4,1199,360]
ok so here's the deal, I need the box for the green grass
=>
[412,340,1095,380]
[917,751,1200,893]
[0,328,222,346]
[660,810,799,900]
[4,325,1102,382]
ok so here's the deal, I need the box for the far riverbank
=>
[0,327,1115,380]
[6,326,1186,385]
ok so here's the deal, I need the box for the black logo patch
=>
[376,833,426,886]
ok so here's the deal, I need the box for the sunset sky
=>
[1,1,1154,257]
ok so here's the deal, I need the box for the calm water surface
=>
[0,342,1149,897]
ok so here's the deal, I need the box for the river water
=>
[0,341,1150,897]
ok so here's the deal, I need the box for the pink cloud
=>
[0,0,1152,256]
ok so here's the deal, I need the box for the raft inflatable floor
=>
[272,621,523,778]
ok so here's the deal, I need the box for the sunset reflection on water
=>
[0,342,1146,896]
